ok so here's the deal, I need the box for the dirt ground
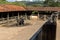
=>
[56,20,60,40]
[0,19,44,40]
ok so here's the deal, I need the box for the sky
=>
[6,0,45,2]
[6,0,16,2]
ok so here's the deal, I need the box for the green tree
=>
[0,0,6,1]
[43,0,57,7]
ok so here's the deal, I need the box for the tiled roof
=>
[0,6,6,12]
[26,7,60,11]
[0,4,60,12]
[0,4,26,12]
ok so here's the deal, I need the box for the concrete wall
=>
[30,21,56,40]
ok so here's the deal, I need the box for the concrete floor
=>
[0,20,45,40]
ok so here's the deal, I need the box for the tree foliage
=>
[0,0,60,7]
[43,0,60,7]
[0,0,26,7]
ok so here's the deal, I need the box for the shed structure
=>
[0,4,59,25]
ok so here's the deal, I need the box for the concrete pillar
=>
[38,12,39,20]
[17,12,19,26]
[1,14,4,22]
[1,14,3,21]
[25,13,27,20]
[2,18,4,22]
[44,15,46,21]
[57,12,59,21]
[50,14,53,22]
[18,12,19,19]
[7,13,9,25]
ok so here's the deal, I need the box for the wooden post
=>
[7,13,9,25]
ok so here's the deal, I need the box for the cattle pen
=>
[0,4,59,40]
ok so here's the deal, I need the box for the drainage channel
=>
[30,21,56,40]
